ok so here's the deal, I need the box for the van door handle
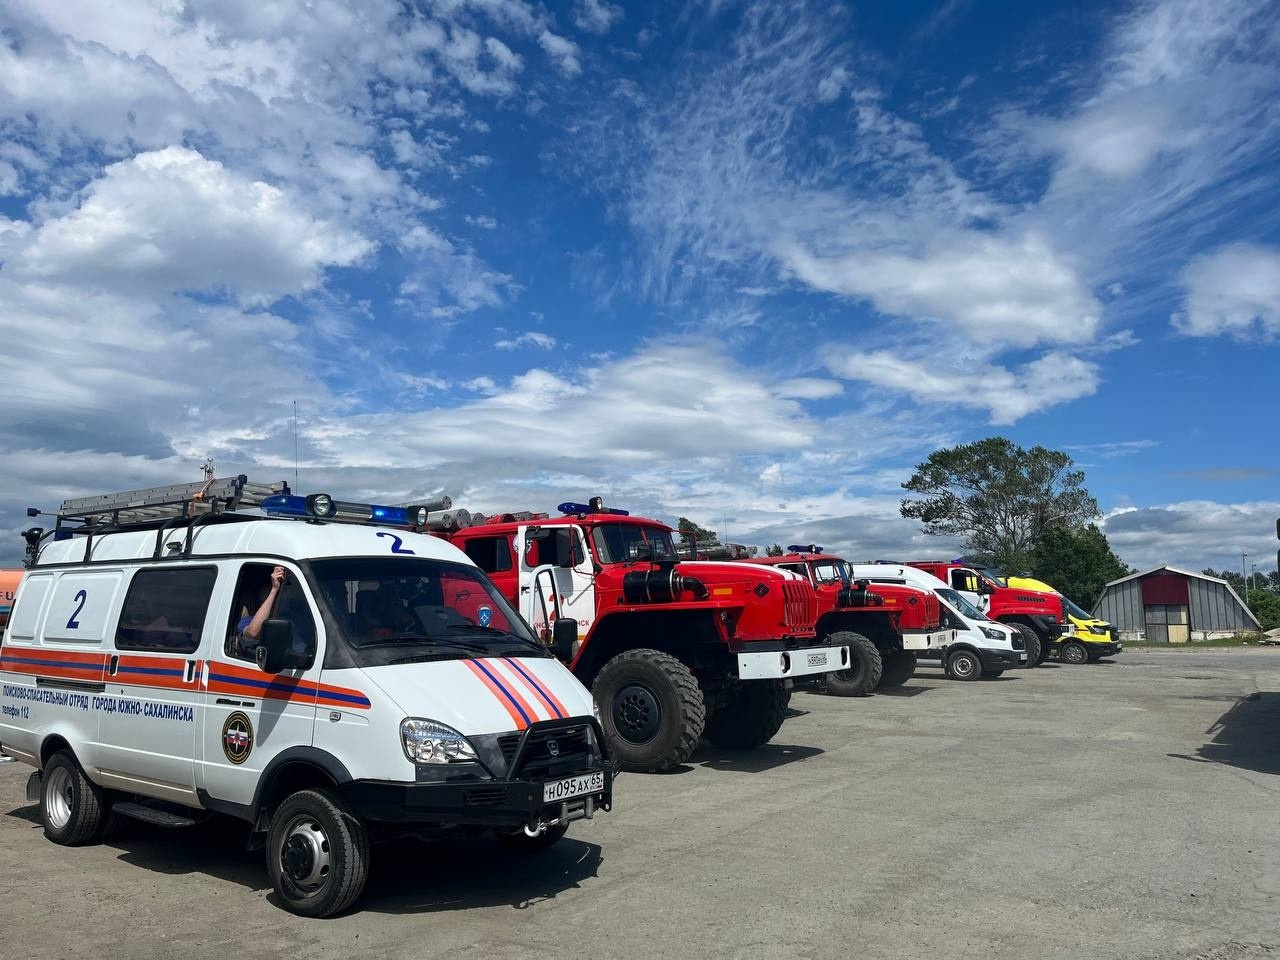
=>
[184,660,197,683]
[107,655,119,676]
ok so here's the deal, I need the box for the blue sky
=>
[1,0,1277,574]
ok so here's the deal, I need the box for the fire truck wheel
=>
[877,650,917,689]
[268,788,370,918]
[944,648,982,681]
[593,649,706,773]
[41,751,107,846]
[494,823,570,853]
[823,632,882,697]
[1060,641,1089,665]
[702,680,788,749]
[1010,624,1040,667]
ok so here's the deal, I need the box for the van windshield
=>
[1062,595,1092,620]
[310,557,547,658]
[937,588,988,621]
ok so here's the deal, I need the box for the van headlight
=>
[980,626,1005,641]
[400,718,478,764]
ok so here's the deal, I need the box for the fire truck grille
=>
[922,593,941,629]
[781,581,817,633]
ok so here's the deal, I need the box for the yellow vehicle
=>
[1005,576,1121,664]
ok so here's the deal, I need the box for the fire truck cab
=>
[446,500,849,773]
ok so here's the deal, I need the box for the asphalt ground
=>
[2,649,1279,960]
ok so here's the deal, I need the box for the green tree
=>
[676,517,717,546]
[1029,523,1131,610]
[1248,591,1280,631]
[765,543,784,557]
[901,437,1100,573]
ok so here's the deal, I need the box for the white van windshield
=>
[937,587,988,621]
[311,557,546,659]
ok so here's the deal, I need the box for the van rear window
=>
[115,567,217,653]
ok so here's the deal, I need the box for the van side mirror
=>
[551,618,577,662]
[255,618,296,674]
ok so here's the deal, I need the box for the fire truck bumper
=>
[901,629,951,652]
[736,644,849,680]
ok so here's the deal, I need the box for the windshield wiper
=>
[443,623,548,652]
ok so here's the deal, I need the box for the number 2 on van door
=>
[376,532,415,555]
[67,589,87,629]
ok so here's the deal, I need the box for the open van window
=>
[310,557,547,663]
[225,563,318,663]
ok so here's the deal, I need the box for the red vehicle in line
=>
[443,500,848,772]
[742,546,947,696]
[904,561,1070,665]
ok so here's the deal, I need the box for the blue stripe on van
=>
[207,670,371,707]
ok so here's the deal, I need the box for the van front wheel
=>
[41,751,106,846]
[268,788,369,917]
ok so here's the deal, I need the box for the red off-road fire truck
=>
[742,546,947,696]
[905,561,1070,665]
[444,500,849,772]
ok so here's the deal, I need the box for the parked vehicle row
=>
[0,474,1118,918]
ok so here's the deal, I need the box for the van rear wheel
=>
[268,788,369,917]
[41,751,106,846]
[944,649,982,681]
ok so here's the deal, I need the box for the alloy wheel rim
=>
[45,766,73,830]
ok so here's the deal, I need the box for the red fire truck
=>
[742,546,947,695]
[445,500,849,772]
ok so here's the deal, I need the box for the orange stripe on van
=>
[462,659,527,729]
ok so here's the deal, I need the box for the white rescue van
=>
[0,475,613,916]
[845,564,1027,679]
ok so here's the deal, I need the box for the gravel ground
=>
[2,649,1278,960]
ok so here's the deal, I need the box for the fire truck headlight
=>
[400,718,478,764]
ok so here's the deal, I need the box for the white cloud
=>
[825,349,1100,425]
[9,147,370,302]
[1101,499,1280,573]
[465,214,498,229]
[1173,243,1280,339]
[575,0,623,34]
[816,66,849,103]
[538,30,583,77]
[774,378,844,400]
[495,331,557,350]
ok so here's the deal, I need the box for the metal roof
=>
[1096,565,1261,630]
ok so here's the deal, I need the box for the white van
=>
[0,475,613,916]
[845,564,1027,680]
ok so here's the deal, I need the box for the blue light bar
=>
[558,501,629,516]
[261,494,310,518]
[370,504,410,526]
[786,544,823,554]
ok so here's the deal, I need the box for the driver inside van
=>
[234,565,285,657]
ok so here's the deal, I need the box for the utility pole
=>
[1242,552,1248,604]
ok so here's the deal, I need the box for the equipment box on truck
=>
[1,473,613,917]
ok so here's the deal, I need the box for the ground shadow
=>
[1172,692,1280,777]
[7,800,606,915]
[872,685,936,697]
[689,742,824,773]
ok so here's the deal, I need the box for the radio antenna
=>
[293,400,299,487]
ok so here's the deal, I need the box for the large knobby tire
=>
[877,650,917,690]
[593,649,706,773]
[1060,641,1089,665]
[1010,624,1040,667]
[703,680,788,750]
[944,648,982,681]
[494,823,569,853]
[41,751,106,846]
[268,788,370,918]
[824,632,882,697]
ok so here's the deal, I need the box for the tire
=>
[494,823,569,853]
[981,669,1004,679]
[944,648,982,681]
[877,650,917,689]
[593,649,706,773]
[267,788,370,918]
[1060,641,1089,665]
[703,680,788,749]
[41,751,106,846]
[1009,624,1040,667]
[823,632,882,697]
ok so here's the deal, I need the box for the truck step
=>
[111,801,202,829]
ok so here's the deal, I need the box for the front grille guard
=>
[500,716,612,781]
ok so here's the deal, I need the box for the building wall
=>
[1094,571,1258,641]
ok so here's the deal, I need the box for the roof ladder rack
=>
[57,475,291,527]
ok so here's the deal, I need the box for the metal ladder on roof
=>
[55,471,290,526]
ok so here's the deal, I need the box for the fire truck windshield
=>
[591,523,679,564]
[811,560,851,585]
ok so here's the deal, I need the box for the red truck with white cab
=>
[445,500,849,772]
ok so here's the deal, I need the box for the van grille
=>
[1010,633,1025,651]
[496,723,593,779]
[781,581,817,633]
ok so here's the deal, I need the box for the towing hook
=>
[523,822,548,838]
